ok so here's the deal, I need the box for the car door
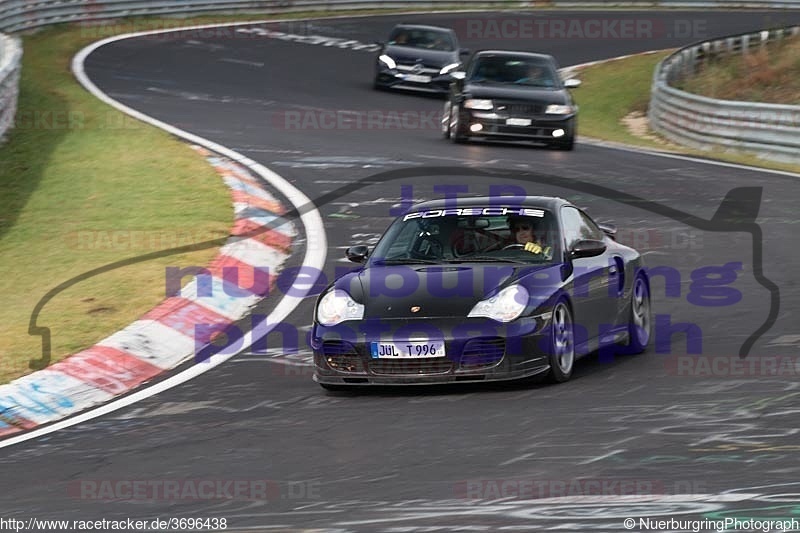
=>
[560,206,618,347]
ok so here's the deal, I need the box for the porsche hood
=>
[332,263,563,319]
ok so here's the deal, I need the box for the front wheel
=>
[450,104,468,143]
[442,101,452,139]
[546,300,575,383]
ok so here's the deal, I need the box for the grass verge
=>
[677,35,800,104]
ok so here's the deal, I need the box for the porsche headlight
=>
[468,285,529,322]
[545,104,574,115]
[464,99,493,110]
[439,63,460,75]
[378,54,396,69]
[317,289,364,326]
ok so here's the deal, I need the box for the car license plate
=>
[404,74,431,83]
[370,340,445,359]
[506,118,532,126]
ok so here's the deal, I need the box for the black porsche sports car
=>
[442,50,581,149]
[311,196,652,389]
[373,24,468,94]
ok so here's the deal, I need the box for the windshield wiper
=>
[447,257,529,264]
[375,258,441,265]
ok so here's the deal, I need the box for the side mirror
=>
[345,245,370,263]
[570,239,606,259]
[563,78,581,89]
[459,47,470,56]
[597,223,617,241]
[451,71,466,80]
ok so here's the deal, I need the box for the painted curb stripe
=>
[180,277,261,320]
[50,346,163,395]
[219,238,289,267]
[0,370,113,425]
[238,208,296,236]
[222,175,282,202]
[231,218,293,251]
[231,190,288,213]
[142,297,233,339]
[208,255,274,297]
[0,414,38,437]
[98,319,197,369]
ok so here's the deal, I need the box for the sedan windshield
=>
[370,208,560,265]
[468,57,558,88]
[388,28,455,51]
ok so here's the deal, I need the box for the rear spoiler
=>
[598,223,617,241]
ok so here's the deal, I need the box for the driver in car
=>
[508,216,551,255]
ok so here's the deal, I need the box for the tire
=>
[546,300,575,383]
[442,101,452,139]
[620,274,652,354]
[450,104,467,143]
[550,136,574,151]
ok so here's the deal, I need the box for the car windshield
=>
[388,28,455,51]
[468,57,558,88]
[369,207,560,265]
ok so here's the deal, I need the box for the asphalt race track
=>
[3,10,800,532]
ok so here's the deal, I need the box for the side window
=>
[578,210,604,240]
[562,207,602,249]
[561,207,583,250]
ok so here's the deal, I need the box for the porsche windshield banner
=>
[402,207,546,221]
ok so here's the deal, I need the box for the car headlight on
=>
[464,99,493,110]
[317,289,365,326]
[378,54,396,69]
[545,104,574,115]
[439,63,460,75]
[468,285,529,322]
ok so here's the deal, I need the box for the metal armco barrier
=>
[649,25,800,163]
[0,32,21,143]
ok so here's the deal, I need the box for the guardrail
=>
[0,32,21,144]
[2,0,800,33]
[649,25,800,163]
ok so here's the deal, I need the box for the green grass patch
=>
[677,36,800,104]
[572,51,670,145]
[0,23,239,383]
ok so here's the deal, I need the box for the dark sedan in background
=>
[373,24,469,94]
[311,196,652,390]
[442,51,581,149]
